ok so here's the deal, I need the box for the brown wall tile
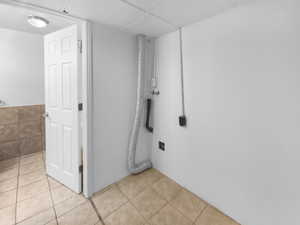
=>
[39,105,45,114]
[0,124,18,142]
[19,120,41,138]
[0,105,45,160]
[19,135,43,155]
[0,108,18,125]
[18,105,41,121]
[41,118,45,135]
[0,141,20,161]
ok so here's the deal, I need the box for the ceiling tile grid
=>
[5,0,257,36]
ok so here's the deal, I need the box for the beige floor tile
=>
[20,154,43,166]
[170,189,207,222]
[117,169,164,200]
[0,166,19,182]
[150,204,192,225]
[0,205,16,225]
[0,177,18,192]
[16,192,52,223]
[117,174,146,200]
[0,189,17,209]
[55,194,87,217]
[104,202,145,225]
[46,220,58,225]
[18,169,46,187]
[17,208,55,225]
[132,188,167,220]
[57,202,99,225]
[48,177,63,190]
[195,206,240,225]
[51,185,76,205]
[94,183,115,196]
[20,161,45,175]
[117,170,156,200]
[0,157,19,170]
[152,177,182,202]
[18,179,49,202]
[139,169,164,186]
[92,184,128,219]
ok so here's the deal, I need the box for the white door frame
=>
[0,0,94,197]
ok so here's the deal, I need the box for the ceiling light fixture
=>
[27,15,49,28]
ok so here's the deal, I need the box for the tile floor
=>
[0,152,240,225]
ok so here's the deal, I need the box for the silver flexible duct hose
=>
[128,35,152,174]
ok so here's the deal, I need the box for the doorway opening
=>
[0,0,92,200]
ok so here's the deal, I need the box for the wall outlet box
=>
[158,141,165,151]
[179,115,187,127]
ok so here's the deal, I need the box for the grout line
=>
[88,182,131,222]
[12,157,79,225]
[167,202,195,224]
[19,156,44,166]
[193,204,208,224]
[19,165,45,176]
[145,181,179,222]
[17,174,47,188]
[150,178,182,203]
[45,165,58,224]
[16,186,50,204]
[51,194,86,220]
[20,151,43,159]
[55,199,87,218]
[116,171,168,223]
[149,180,198,224]
[16,207,55,225]
[92,184,130,222]
[44,160,88,222]
[89,170,204,225]
[89,198,106,225]
[14,156,21,225]
[116,181,153,224]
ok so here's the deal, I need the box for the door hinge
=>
[78,103,83,111]
[79,164,83,173]
[77,40,82,53]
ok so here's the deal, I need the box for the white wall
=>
[0,28,44,106]
[92,23,153,192]
[152,0,300,225]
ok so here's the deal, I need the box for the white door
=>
[44,25,81,193]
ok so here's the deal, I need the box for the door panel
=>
[62,63,72,109]
[44,25,81,193]
[48,65,59,108]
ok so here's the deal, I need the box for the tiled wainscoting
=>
[0,105,45,160]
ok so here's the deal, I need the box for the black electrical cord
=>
[179,28,187,127]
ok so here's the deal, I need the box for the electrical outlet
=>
[179,115,187,127]
[158,141,165,151]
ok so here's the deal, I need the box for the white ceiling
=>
[5,0,254,36]
[0,3,74,34]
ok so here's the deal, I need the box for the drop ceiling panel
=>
[18,0,143,26]
[124,14,175,36]
[14,0,256,36]
[16,0,175,36]
[125,0,239,27]
[0,3,74,34]
[18,0,158,30]
[121,0,161,11]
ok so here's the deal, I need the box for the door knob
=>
[43,113,49,118]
